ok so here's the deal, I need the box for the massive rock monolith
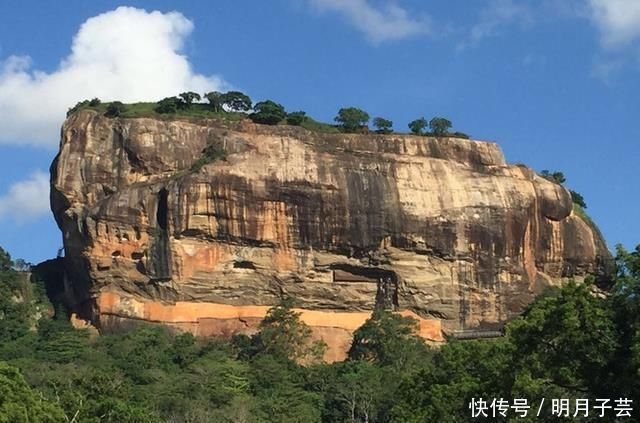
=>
[51,110,610,360]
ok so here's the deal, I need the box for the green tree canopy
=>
[349,310,429,369]
[247,297,326,362]
[372,117,393,134]
[408,117,427,135]
[429,117,452,136]
[250,100,287,125]
[0,259,50,342]
[392,281,623,420]
[221,91,252,112]
[204,91,224,112]
[155,97,185,114]
[507,282,618,399]
[608,245,640,398]
[320,361,386,423]
[391,338,513,422]
[2,234,639,421]
[179,91,201,107]
[0,362,66,423]
[335,107,369,133]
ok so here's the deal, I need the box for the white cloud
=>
[585,0,640,81]
[588,0,640,48]
[0,171,50,223]
[0,6,228,147]
[308,0,429,43]
[464,0,533,48]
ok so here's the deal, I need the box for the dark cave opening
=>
[157,188,169,231]
[233,260,257,270]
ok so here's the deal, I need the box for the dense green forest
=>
[1,244,639,422]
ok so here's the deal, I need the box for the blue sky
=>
[0,0,638,263]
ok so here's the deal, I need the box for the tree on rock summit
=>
[335,107,369,133]
[250,100,287,125]
[179,92,201,107]
[373,117,393,134]
[429,117,452,136]
[221,91,252,112]
[408,117,427,135]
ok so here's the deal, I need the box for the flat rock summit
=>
[51,110,610,360]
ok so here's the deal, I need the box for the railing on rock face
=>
[448,330,504,340]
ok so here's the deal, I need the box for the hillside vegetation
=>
[67,92,468,137]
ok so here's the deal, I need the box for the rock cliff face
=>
[51,110,609,360]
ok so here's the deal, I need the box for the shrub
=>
[155,97,185,114]
[570,190,587,208]
[452,131,470,139]
[286,111,307,126]
[540,170,566,185]
[190,143,227,172]
[104,101,126,118]
[67,100,90,116]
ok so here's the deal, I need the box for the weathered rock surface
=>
[51,110,610,360]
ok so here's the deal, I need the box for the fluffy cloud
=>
[0,6,228,147]
[588,0,640,48]
[308,0,429,43]
[465,0,532,47]
[0,171,50,223]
